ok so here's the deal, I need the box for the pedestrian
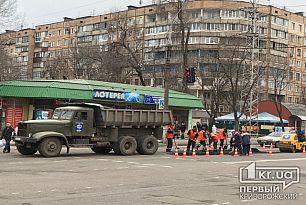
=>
[218,127,227,150]
[210,132,218,151]
[1,123,15,153]
[197,127,206,151]
[165,125,174,152]
[241,131,251,155]
[187,126,198,152]
[173,121,180,139]
[180,122,186,139]
[231,131,243,156]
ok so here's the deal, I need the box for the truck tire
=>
[113,136,137,156]
[16,146,37,155]
[291,145,297,153]
[279,148,286,152]
[91,147,112,154]
[38,137,62,157]
[137,136,158,155]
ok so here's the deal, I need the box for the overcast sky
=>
[16,0,306,28]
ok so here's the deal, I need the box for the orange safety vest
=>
[188,129,197,142]
[166,126,174,139]
[211,133,218,142]
[218,129,226,140]
[198,130,206,141]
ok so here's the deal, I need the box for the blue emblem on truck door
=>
[75,122,84,132]
[282,135,290,140]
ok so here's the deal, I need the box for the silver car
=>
[257,132,287,148]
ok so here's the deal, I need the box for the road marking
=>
[113,160,124,163]
[136,165,149,168]
[11,193,19,195]
[116,167,129,169]
[143,164,156,166]
[86,187,93,189]
[214,177,220,179]
[162,157,171,159]
[37,191,42,193]
[222,157,306,164]
[54,160,67,163]
[51,190,56,192]
[127,162,139,164]
[222,202,231,205]
[94,169,99,171]
[97,159,109,161]
[160,165,173,168]
[119,184,124,186]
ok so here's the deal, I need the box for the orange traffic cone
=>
[262,143,266,151]
[191,148,197,158]
[182,148,187,158]
[210,143,214,150]
[268,144,273,156]
[174,148,179,158]
[205,146,210,157]
[302,146,306,155]
[219,147,224,156]
[248,148,253,156]
[233,147,239,156]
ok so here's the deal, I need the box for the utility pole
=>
[164,44,171,110]
[241,0,260,134]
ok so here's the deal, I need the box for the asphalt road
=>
[0,143,305,205]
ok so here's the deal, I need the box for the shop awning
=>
[215,112,288,123]
[215,112,247,122]
[0,80,204,109]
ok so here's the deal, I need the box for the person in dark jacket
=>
[1,123,15,153]
[241,131,251,155]
[231,131,243,155]
[180,122,186,139]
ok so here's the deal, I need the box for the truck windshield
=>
[52,110,74,120]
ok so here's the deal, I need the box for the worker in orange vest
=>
[218,128,227,150]
[197,127,206,151]
[187,126,198,152]
[165,125,174,152]
[210,132,219,151]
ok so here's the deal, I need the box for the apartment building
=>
[1,0,306,109]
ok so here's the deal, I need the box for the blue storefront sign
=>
[92,90,140,103]
[158,98,164,110]
[144,95,162,105]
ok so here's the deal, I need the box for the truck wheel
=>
[16,146,37,155]
[38,137,62,157]
[275,142,280,148]
[91,147,112,154]
[113,136,137,156]
[137,136,158,155]
[291,145,297,153]
[279,148,286,152]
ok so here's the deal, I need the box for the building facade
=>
[1,0,306,110]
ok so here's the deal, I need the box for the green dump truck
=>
[13,103,173,157]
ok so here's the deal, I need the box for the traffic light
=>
[184,67,196,83]
[184,68,191,83]
[190,67,196,83]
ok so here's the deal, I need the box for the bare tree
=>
[198,63,227,130]
[269,66,290,131]
[0,0,20,30]
[207,37,265,130]
[109,12,146,86]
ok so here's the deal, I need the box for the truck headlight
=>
[28,133,32,138]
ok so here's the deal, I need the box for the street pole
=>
[164,44,171,110]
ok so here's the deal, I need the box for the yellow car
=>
[279,133,306,153]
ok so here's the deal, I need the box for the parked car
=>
[257,132,287,148]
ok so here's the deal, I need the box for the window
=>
[297,61,301,68]
[297,49,302,57]
[288,97,293,103]
[21,47,28,52]
[292,22,295,30]
[289,71,293,80]
[134,79,139,85]
[74,112,88,121]
[303,74,306,82]
[299,25,303,32]
[296,73,301,81]
[50,41,54,47]
[64,39,69,46]
[219,105,225,112]
[35,33,41,42]
[64,28,70,35]
[22,36,29,43]
[58,30,61,36]
[42,42,48,47]
[57,40,61,46]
